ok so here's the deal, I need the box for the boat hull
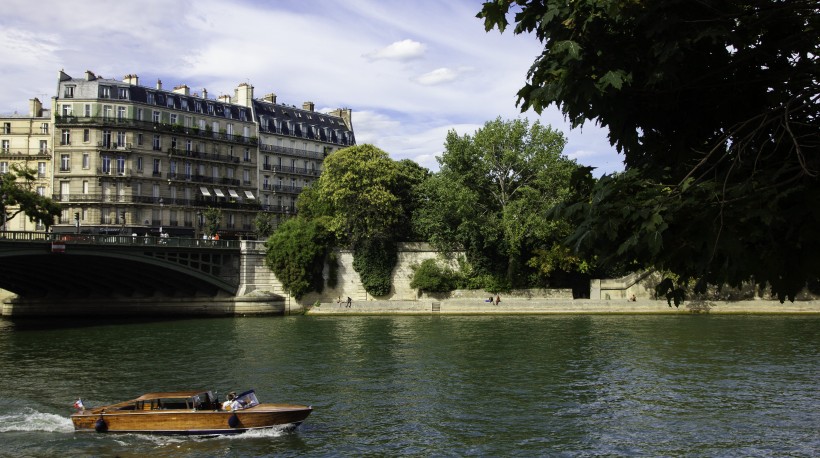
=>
[71,403,312,435]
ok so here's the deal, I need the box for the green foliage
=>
[1,164,61,229]
[352,238,397,297]
[253,212,276,239]
[264,217,334,299]
[304,144,430,296]
[409,259,463,293]
[415,117,582,287]
[203,207,222,236]
[480,0,820,301]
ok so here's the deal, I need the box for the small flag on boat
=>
[73,398,84,410]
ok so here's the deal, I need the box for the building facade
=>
[0,98,53,231]
[41,70,355,237]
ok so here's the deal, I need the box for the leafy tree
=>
[479,0,820,301]
[1,164,61,230]
[253,212,276,239]
[415,118,580,287]
[307,144,430,297]
[264,217,334,299]
[203,207,222,237]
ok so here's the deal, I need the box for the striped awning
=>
[199,187,211,197]
[244,191,256,199]
[228,189,240,198]
[213,188,225,197]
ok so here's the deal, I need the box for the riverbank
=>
[305,298,820,315]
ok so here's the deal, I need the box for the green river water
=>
[0,314,817,457]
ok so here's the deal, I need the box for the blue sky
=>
[0,0,624,175]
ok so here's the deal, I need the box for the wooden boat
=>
[70,390,312,435]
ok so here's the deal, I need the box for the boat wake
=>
[0,408,74,433]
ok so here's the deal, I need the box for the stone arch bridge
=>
[0,232,290,317]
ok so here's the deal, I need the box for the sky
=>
[0,0,624,176]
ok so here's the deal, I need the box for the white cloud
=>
[364,39,426,61]
[414,68,458,85]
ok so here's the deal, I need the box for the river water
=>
[0,314,817,457]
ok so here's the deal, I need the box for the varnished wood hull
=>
[71,403,312,435]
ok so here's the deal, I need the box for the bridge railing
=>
[0,231,241,249]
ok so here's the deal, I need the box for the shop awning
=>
[228,189,240,198]
[213,188,225,197]
[199,187,211,197]
[244,191,256,199]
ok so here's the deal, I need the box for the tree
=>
[1,164,61,230]
[253,212,276,239]
[307,144,430,296]
[415,118,580,287]
[265,217,334,298]
[479,0,820,301]
[203,207,222,237]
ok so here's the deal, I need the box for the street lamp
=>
[158,198,164,235]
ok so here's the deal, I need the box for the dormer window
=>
[64,85,75,98]
[147,92,155,104]
[118,87,129,99]
[99,86,111,98]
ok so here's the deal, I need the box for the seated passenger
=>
[222,392,244,411]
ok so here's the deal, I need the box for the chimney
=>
[303,101,315,112]
[234,82,254,107]
[123,74,139,85]
[330,108,354,130]
[202,88,208,99]
[173,84,190,96]
[263,93,277,104]
[29,98,43,117]
[218,94,232,104]
[85,70,96,81]
[156,79,163,90]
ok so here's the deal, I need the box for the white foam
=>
[0,408,74,433]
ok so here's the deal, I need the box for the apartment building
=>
[47,70,355,237]
[0,98,52,231]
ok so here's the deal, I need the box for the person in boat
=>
[222,391,245,411]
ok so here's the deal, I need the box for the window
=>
[243,148,250,162]
[62,104,73,116]
[103,105,112,119]
[170,113,178,125]
[136,108,143,121]
[136,157,143,171]
[137,133,143,146]
[101,155,111,174]
[60,154,70,171]
[64,85,75,98]
[152,111,160,123]
[38,162,47,177]
[184,161,192,178]
[82,153,90,169]
[171,137,177,149]
[153,158,161,174]
[61,129,71,145]
[39,140,48,153]
[153,135,161,151]
[226,124,233,136]
[147,92,155,105]
[243,169,250,184]
[83,129,90,143]
[1,140,8,153]
[185,139,192,152]
[116,155,125,175]
[167,96,175,108]
[41,123,49,134]
[100,86,111,98]
[82,181,88,194]
[84,104,92,117]
[0,162,7,174]
[170,159,177,176]
[118,87,129,99]
[102,130,111,148]
[116,131,126,147]
[117,106,126,120]
[36,185,46,196]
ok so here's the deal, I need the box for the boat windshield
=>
[236,390,259,408]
